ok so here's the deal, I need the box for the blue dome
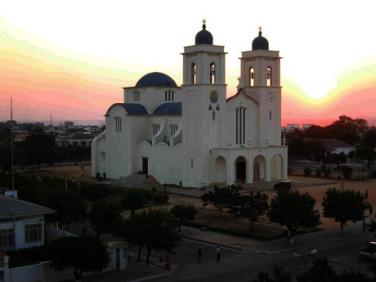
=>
[195,22,213,45]
[252,29,269,50]
[135,72,177,88]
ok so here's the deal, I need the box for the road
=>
[159,224,374,281]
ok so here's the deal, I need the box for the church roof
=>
[195,21,213,45]
[124,103,148,115]
[106,103,148,116]
[153,102,182,115]
[252,28,269,50]
[135,72,177,88]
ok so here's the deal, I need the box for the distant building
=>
[12,130,29,142]
[92,24,288,187]
[55,133,94,147]
[0,194,54,251]
[286,124,300,132]
[303,124,314,130]
[305,138,355,155]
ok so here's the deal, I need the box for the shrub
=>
[273,181,291,192]
[303,167,312,176]
[7,246,47,268]
[152,192,169,205]
[315,167,322,177]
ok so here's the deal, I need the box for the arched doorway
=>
[215,156,227,183]
[235,156,247,184]
[271,154,283,180]
[253,155,266,181]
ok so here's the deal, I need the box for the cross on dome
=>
[202,19,207,29]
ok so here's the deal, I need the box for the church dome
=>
[135,72,177,88]
[252,28,269,50]
[195,21,213,45]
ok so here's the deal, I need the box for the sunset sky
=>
[0,0,375,125]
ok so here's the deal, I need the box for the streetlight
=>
[293,246,318,270]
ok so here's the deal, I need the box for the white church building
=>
[91,23,288,188]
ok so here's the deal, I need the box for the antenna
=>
[10,97,15,195]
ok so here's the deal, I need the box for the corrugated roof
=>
[153,103,182,115]
[0,195,54,219]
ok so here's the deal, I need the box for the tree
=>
[322,188,370,231]
[170,204,198,231]
[24,127,54,170]
[252,266,293,282]
[47,236,109,281]
[296,257,336,282]
[239,192,269,231]
[45,189,87,227]
[122,209,180,265]
[268,191,320,244]
[201,185,241,212]
[122,190,149,215]
[89,200,123,238]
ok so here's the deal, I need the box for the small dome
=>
[135,72,177,88]
[195,20,213,45]
[252,28,269,50]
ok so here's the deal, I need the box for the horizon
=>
[0,0,375,124]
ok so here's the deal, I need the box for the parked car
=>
[359,242,376,260]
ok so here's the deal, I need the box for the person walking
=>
[216,245,221,262]
[197,247,202,263]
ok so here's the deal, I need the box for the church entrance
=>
[235,156,246,184]
[142,157,148,175]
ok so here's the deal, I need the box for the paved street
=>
[158,222,374,281]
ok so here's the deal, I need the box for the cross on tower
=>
[202,19,206,29]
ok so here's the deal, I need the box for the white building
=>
[92,23,288,188]
[0,195,54,251]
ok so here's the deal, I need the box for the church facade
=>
[91,23,288,188]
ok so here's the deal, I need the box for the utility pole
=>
[10,97,15,196]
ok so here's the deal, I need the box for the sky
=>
[0,0,375,125]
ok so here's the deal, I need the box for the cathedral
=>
[91,22,288,188]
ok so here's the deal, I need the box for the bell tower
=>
[181,21,227,187]
[238,28,282,147]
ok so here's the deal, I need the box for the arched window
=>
[249,67,254,87]
[164,90,175,101]
[191,63,196,84]
[235,107,246,144]
[210,63,216,84]
[267,66,272,87]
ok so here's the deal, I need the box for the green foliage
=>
[89,199,123,238]
[315,167,322,177]
[252,266,293,282]
[152,191,169,205]
[79,182,110,202]
[122,190,150,215]
[340,166,353,179]
[7,246,47,268]
[122,209,180,265]
[45,189,87,225]
[323,188,370,230]
[268,191,320,242]
[239,192,269,230]
[46,236,109,280]
[170,204,198,231]
[201,186,241,212]
[296,257,336,282]
[303,167,312,176]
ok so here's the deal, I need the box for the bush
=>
[303,167,312,176]
[7,246,47,267]
[340,165,353,179]
[152,192,169,205]
[315,167,322,177]
[322,166,332,178]
[274,181,291,192]
[79,182,110,202]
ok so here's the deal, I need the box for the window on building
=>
[269,111,272,120]
[191,63,196,84]
[0,228,15,249]
[115,117,122,132]
[25,224,42,243]
[249,67,255,86]
[133,91,140,102]
[165,90,175,101]
[191,158,194,168]
[152,124,160,135]
[267,66,272,87]
[235,107,246,145]
[210,63,216,84]
[100,151,106,161]
[212,111,215,121]
[170,124,178,136]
